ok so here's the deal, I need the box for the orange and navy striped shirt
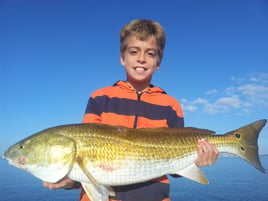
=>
[83,80,184,128]
[81,80,184,201]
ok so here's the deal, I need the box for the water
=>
[169,157,268,201]
[0,157,267,201]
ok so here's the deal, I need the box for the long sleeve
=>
[82,96,102,123]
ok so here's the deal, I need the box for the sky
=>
[0,0,268,155]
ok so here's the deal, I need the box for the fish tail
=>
[227,119,266,173]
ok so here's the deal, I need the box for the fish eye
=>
[19,145,23,149]
[235,132,241,139]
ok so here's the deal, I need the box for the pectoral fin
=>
[176,163,209,184]
[82,182,109,201]
[77,157,113,201]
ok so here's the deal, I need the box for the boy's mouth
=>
[134,67,147,73]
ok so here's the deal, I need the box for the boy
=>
[43,19,219,201]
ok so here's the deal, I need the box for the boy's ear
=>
[120,54,125,66]
[156,60,161,69]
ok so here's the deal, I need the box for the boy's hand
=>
[195,139,219,167]
[43,176,76,190]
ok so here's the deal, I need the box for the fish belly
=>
[69,153,197,186]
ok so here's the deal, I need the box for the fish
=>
[4,119,267,201]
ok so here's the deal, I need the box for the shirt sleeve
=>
[82,96,102,123]
[167,98,184,128]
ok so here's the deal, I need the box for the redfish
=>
[4,120,266,201]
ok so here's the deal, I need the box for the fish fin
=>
[82,182,109,201]
[176,163,209,184]
[76,157,99,186]
[139,127,216,135]
[77,157,111,201]
[106,186,115,196]
[226,119,266,173]
[182,127,216,135]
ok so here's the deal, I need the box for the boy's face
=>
[120,36,160,88]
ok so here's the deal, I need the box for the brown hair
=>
[120,19,166,63]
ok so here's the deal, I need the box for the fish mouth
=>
[5,157,26,170]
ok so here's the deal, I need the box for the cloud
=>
[237,84,268,106]
[182,73,268,115]
[205,89,218,96]
[212,95,241,109]
[183,105,197,112]
[184,95,248,115]
[193,98,208,104]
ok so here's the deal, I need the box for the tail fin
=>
[227,119,266,173]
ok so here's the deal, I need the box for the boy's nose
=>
[137,53,146,63]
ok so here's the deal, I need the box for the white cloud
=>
[203,95,246,114]
[203,103,219,114]
[237,84,268,106]
[232,73,268,85]
[214,96,241,109]
[224,86,235,96]
[181,73,268,115]
[182,105,197,112]
[193,98,207,104]
[249,77,258,82]
[206,89,217,96]
[181,98,188,103]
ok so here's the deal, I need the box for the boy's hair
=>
[120,19,166,63]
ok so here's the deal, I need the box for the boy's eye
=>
[147,51,156,57]
[130,50,137,55]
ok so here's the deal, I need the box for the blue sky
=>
[0,0,268,154]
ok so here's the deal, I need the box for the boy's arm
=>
[82,96,102,123]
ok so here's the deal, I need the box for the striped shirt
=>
[80,80,184,201]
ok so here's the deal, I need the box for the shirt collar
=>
[114,80,166,94]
